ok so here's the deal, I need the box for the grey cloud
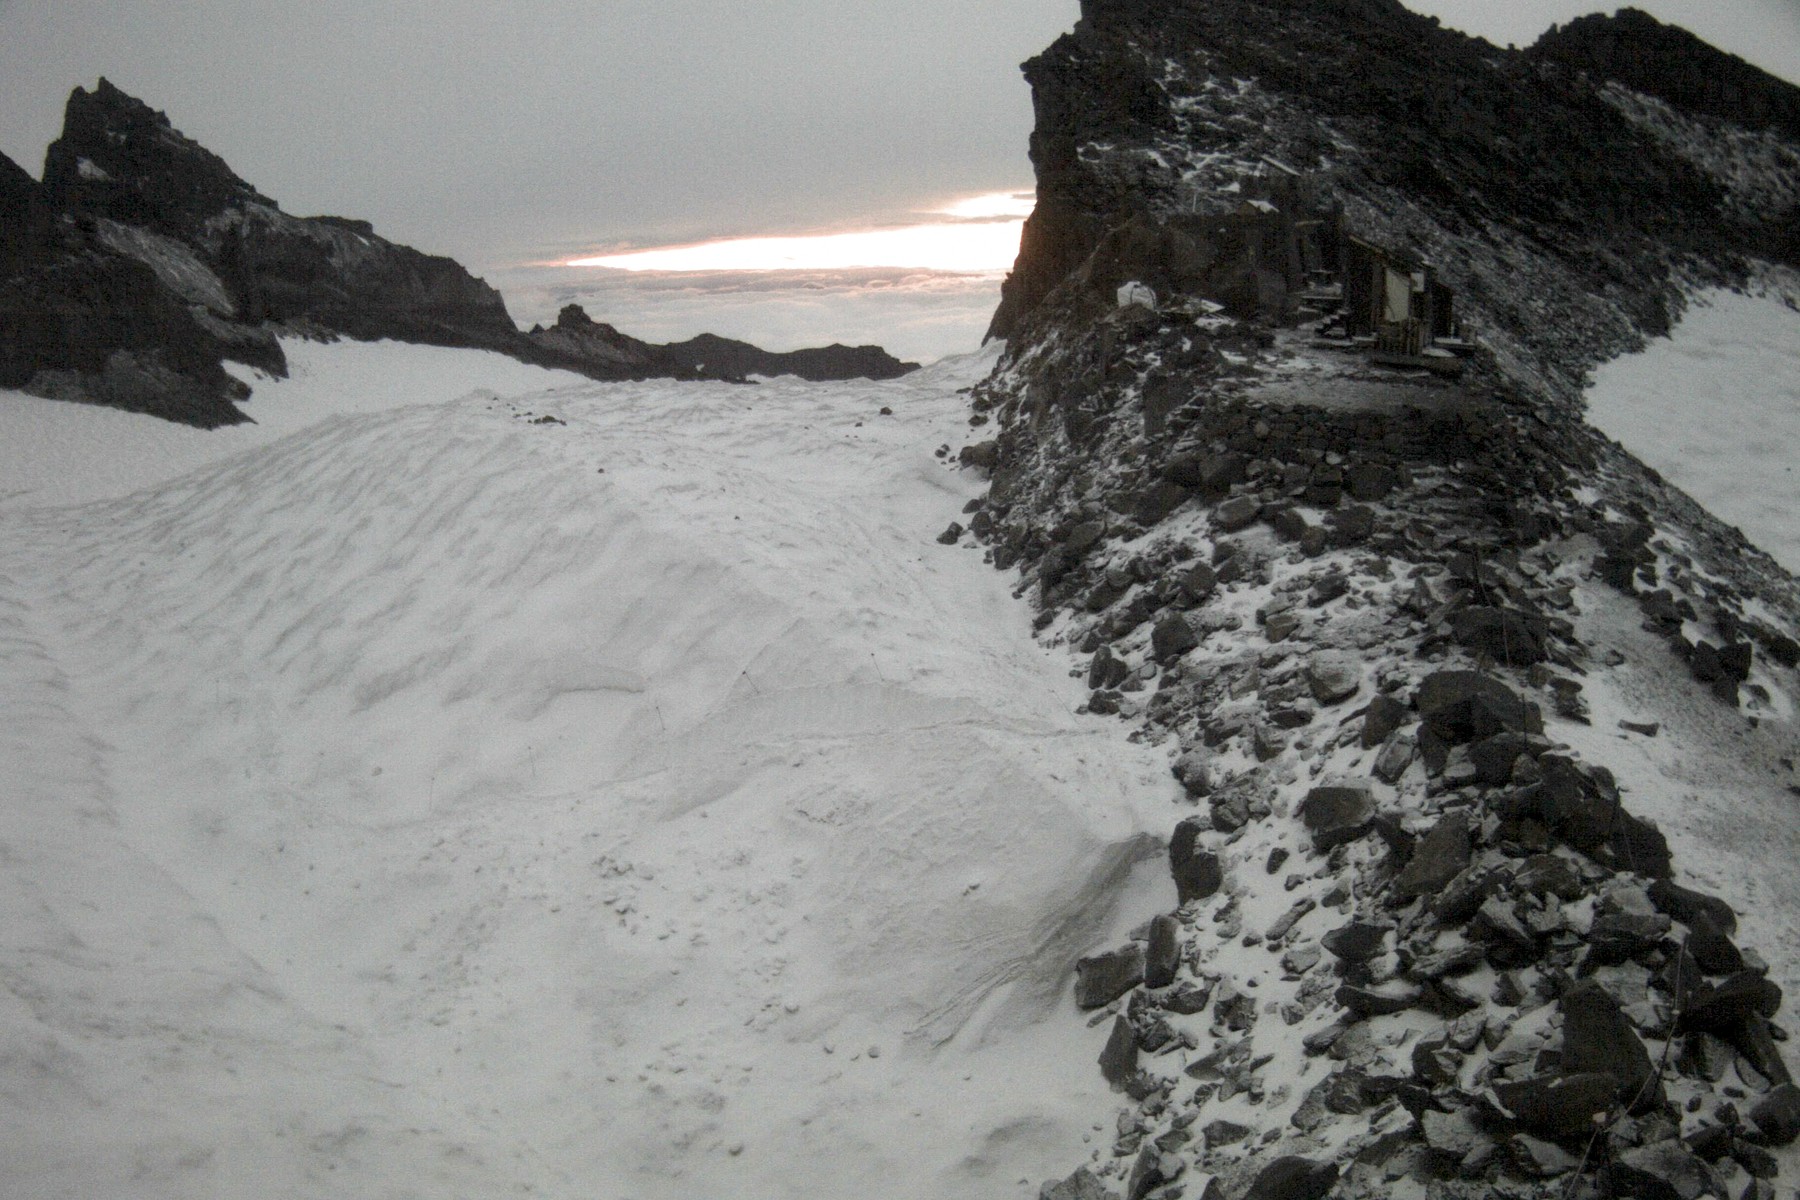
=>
[0,0,1794,282]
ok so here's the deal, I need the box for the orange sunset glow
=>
[569,191,1035,274]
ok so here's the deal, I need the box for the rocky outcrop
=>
[2,80,916,427]
[985,0,1795,401]
[957,3,1800,1198]
[524,305,917,383]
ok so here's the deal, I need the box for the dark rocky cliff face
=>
[986,0,1795,402]
[1,80,917,427]
[960,5,1800,1198]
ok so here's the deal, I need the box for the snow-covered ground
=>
[0,340,590,511]
[1586,287,1800,574]
[0,343,1178,1200]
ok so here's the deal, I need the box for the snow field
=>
[0,343,1179,1199]
[1585,286,1800,574]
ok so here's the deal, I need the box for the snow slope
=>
[0,339,590,511]
[0,344,1177,1200]
[1586,287,1800,574]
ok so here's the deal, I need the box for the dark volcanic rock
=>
[1496,1073,1618,1141]
[1360,694,1409,749]
[1144,914,1181,988]
[1039,1167,1110,1200]
[1242,1156,1337,1200]
[1560,980,1663,1112]
[1452,606,1549,665]
[1299,783,1375,850]
[1679,972,1783,1034]
[1169,816,1224,905]
[1415,672,1540,745]
[1648,879,1738,936]
[1608,1140,1722,1200]
[1749,1084,1800,1147]
[1099,1015,1140,1088]
[1151,613,1200,661]
[1321,921,1388,963]
[1391,811,1472,900]
[1076,945,1146,1010]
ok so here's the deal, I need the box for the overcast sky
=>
[1,1,1797,274]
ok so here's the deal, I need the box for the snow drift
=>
[0,344,1175,1200]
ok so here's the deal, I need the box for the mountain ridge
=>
[0,79,918,427]
[956,3,1800,1197]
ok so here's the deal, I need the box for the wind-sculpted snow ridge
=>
[959,2,1800,1198]
[0,346,1184,1200]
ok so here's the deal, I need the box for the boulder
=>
[1433,865,1505,923]
[1718,641,1754,682]
[1065,521,1107,555]
[1214,495,1260,532]
[1392,811,1472,900]
[1361,694,1409,749]
[1749,1083,1800,1147]
[1452,606,1550,665]
[1647,879,1738,936]
[1179,562,1217,604]
[1609,809,1673,879]
[1134,480,1192,525]
[1420,1106,1490,1158]
[1169,817,1224,905]
[1304,654,1361,705]
[959,440,1000,470]
[1469,896,1538,966]
[1468,732,1534,785]
[1299,783,1375,851]
[1144,914,1181,989]
[1560,980,1663,1111]
[1347,463,1399,501]
[1686,916,1745,976]
[1513,854,1583,901]
[1678,971,1783,1034]
[1039,1167,1110,1200]
[1733,1015,1793,1086]
[1268,507,1310,542]
[1415,671,1540,744]
[1075,945,1145,1009]
[1373,737,1415,784]
[1337,982,1422,1017]
[1322,921,1388,963]
[1098,1015,1139,1088]
[1089,644,1131,690]
[1609,1140,1721,1200]
[1327,503,1375,545]
[1202,1118,1253,1147]
[1125,1147,1176,1200]
[1164,451,1245,495]
[1495,1072,1617,1141]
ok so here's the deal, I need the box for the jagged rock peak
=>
[42,77,274,238]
